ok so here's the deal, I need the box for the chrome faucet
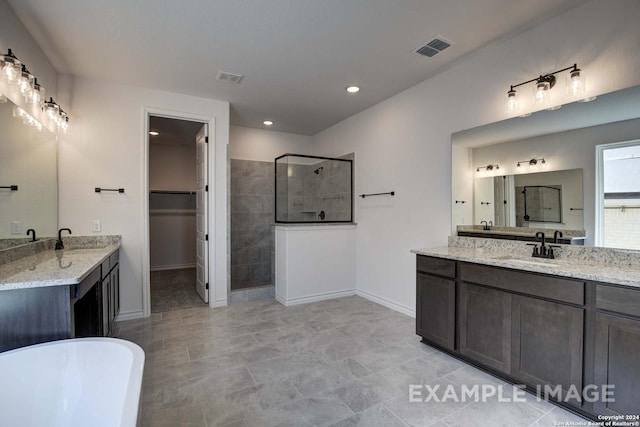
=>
[55,228,72,250]
[26,228,37,242]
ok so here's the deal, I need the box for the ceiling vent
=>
[216,71,244,84]
[415,36,453,58]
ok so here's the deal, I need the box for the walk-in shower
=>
[275,154,353,223]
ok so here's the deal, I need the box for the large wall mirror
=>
[0,98,57,248]
[452,84,640,248]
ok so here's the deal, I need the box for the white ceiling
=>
[149,116,204,147]
[8,0,587,135]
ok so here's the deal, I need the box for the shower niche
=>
[275,154,353,223]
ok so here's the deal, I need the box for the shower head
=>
[314,166,324,175]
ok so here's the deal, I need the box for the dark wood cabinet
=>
[416,272,455,350]
[416,255,455,350]
[0,249,120,352]
[594,307,640,415]
[511,294,584,406]
[459,282,511,373]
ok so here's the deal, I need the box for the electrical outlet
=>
[10,221,22,234]
[92,220,101,232]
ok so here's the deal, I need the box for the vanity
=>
[0,236,121,352]
[413,240,640,419]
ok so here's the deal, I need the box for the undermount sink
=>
[492,256,560,268]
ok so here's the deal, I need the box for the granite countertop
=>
[411,246,640,288]
[0,237,120,291]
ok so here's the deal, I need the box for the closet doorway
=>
[147,115,209,313]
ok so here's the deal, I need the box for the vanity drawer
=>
[101,258,110,279]
[109,249,119,268]
[596,285,640,318]
[417,255,456,278]
[459,262,584,305]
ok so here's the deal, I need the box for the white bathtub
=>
[0,338,145,427]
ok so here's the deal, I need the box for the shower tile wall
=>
[230,159,273,290]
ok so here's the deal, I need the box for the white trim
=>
[212,298,228,308]
[149,263,196,272]
[594,139,640,247]
[356,289,416,318]
[142,107,217,317]
[276,289,356,306]
[115,310,145,322]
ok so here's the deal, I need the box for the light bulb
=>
[567,68,585,97]
[1,50,21,84]
[506,89,518,113]
[18,65,34,97]
[533,80,550,104]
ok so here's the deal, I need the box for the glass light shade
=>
[1,54,21,84]
[533,80,550,104]
[566,68,585,97]
[26,82,44,106]
[506,89,518,113]
[19,66,35,97]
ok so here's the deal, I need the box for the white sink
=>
[493,256,560,268]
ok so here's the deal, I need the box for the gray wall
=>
[230,159,274,290]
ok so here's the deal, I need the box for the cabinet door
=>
[416,272,455,350]
[594,313,640,416]
[101,275,110,336]
[109,263,119,331]
[511,295,584,406]
[459,282,511,373]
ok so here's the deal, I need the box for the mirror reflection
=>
[475,169,583,230]
[452,84,640,248]
[0,98,57,246]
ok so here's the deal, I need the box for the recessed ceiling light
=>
[149,131,159,136]
[346,86,360,93]
[263,120,273,126]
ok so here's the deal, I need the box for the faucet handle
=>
[547,245,561,259]
[526,243,539,257]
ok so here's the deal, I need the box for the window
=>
[595,140,640,250]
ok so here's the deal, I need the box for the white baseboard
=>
[276,289,356,306]
[212,298,228,308]
[115,310,145,322]
[356,289,416,318]
[150,263,196,272]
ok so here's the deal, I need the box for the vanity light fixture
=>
[12,105,42,131]
[1,48,70,132]
[476,164,500,173]
[506,64,585,113]
[517,158,546,169]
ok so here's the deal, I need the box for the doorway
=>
[147,115,209,313]
[596,140,640,249]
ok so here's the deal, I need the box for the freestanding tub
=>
[0,338,145,427]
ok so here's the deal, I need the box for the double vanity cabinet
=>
[416,253,640,419]
[0,240,121,352]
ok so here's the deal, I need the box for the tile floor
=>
[150,268,207,313]
[114,296,589,426]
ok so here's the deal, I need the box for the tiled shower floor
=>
[114,296,588,426]
[150,268,207,313]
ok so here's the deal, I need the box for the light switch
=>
[10,221,22,234]
[92,220,101,232]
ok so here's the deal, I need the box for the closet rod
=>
[149,190,196,195]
